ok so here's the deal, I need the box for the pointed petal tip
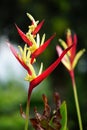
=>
[15,24,22,32]
[6,41,12,50]
[15,24,32,46]
[32,19,45,35]
[15,23,17,28]
[83,48,86,52]
[15,23,20,31]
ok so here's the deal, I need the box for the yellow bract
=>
[67,29,71,37]
[25,64,37,82]
[27,13,38,28]
[72,49,85,69]
[61,54,71,71]
[18,44,31,65]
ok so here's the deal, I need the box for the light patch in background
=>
[0,35,27,87]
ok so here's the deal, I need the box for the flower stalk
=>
[25,98,30,130]
[24,85,32,130]
[70,70,83,130]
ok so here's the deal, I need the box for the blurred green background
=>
[0,0,87,130]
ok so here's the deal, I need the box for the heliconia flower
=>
[7,42,45,82]
[56,29,85,72]
[15,13,44,48]
[8,19,56,83]
[15,16,49,58]
[15,23,56,64]
[15,26,56,64]
[15,19,44,46]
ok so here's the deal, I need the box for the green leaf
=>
[60,101,67,130]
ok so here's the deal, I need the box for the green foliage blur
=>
[0,0,87,130]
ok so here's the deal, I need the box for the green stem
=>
[24,99,30,130]
[70,70,83,130]
[24,86,32,130]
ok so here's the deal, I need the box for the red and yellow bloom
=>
[56,29,85,74]
[7,13,75,130]
[8,14,73,107]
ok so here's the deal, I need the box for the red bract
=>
[15,24,33,46]
[66,31,77,64]
[29,44,73,95]
[7,42,32,75]
[31,33,56,63]
[32,20,44,35]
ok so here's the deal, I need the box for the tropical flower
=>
[56,29,85,75]
[7,14,73,130]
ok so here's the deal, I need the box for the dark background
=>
[0,0,87,130]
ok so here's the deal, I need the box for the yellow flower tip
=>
[58,38,62,43]
[18,44,32,65]
[18,45,23,55]
[41,33,46,46]
[36,34,40,47]
[25,73,37,82]
[25,63,37,82]
[67,28,71,36]
[26,13,39,28]
[38,62,43,76]
[72,48,86,69]
[58,38,70,56]
[26,13,35,22]
[82,48,86,53]
[59,39,67,49]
